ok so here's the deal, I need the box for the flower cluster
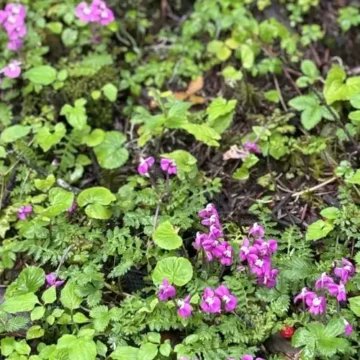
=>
[201,285,237,313]
[194,204,232,265]
[75,0,114,26]
[17,205,32,220]
[240,223,278,288]
[0,3,27,51]
[294,258,355,316]
[293,258,354,336]
[138,156,177,176]
[227,356,265,360]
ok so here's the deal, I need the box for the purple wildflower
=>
[215,285,237,311]
[244,141,261,154]
[344,319,353,336]
[254,238,278,257]
[45,273,65,288]
[334,258,355,283]
[327,282,347,302]
[67,201,77,214]
[17,205,32,220]
[306,293,326,315]
[160,158,177,175]
[294,287,313,304]
[75,0,114,26]
[138,156,155,175]
[177,295,192,318]
[158,279,176,301]
[248,223,265,238]
[257,268,279,288]
[315,272,334,290]
[0,60,21,79]
[247,254,271,276]
[198,203,218,219]
[200,287,221,314]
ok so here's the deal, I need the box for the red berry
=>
[280,325,295,339]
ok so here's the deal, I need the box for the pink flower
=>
[158,279,176,301]
[75,2,93,23]
[198,204,218,219]
[248,223,265,238]
[1,60,21,78]
[315,272,334,290]
[215,285,237,311]
[254,238,278,257]
[242,356,265,360]
[217,242,233,266]
[200,287,221,313]
[45,273,65,288]
[7,39,23,51]
[201,214,220,227]
[194,232,208,250]
[160,158,177,175]
[294,287,313,304]
[8,24,27,40]
[177,295,192,318]
[247,254,271,276]
[137,156,155,175]
[202,237,220,253]
[306,293,326,315]
[244,141,261,154]
[334,258,355,283]
[209,225,223,239]
[257,268,279,288]
[17,205,32,220]
[5,4,26,20]
[240,238,255,261]
[327,282,347,302]
[344,319,353,336]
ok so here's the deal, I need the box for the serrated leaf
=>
[60,282,82,310]
[1,293,38,313]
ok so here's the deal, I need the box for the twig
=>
[273,75,288,111]
[291,176,337,198]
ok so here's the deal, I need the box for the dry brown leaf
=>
[223,145,248,160]
[173,92,189,101]
[186,76,204,96]
[188,95,206,104]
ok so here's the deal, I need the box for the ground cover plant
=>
[2,0,360,359]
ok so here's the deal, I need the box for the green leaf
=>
[306,220,334,241]
[159,343,171,357]
[139,343,158,360]
[301,60,320,79]
[349,296,360,316]
[57,335,97,360]
[1,337,15,356]
[31,306,45,321]
[1,125,31,143]
[232,166,249,180]
[207,98,237,134]
[15,339,31,355]
[240,44,255,69]
[85,204,112,220]
[77,187,116,207]
[222,66,243,81]
[73,312,89,323]
[301,104,323,130]
[83,129,105,147]
[6,267,45,296]
[62,28,78,46]
[35,175,56,192]
[182,123,221,146]
[35,123,66,152]
[349,110,360,123]
[60,282,82,310]
[41,188,74,217]
[264,90,280,103]
[288,94,318,111]
[24,66,57,85]
[94,131,129,169]
[207,40,231,61]
[346,169,360,185]
[111,346,139,360]
[0,146,6,158]
[324,318,345,337]
[1,293,38,313]
[152,257,193,286]
[320,207,340,220]
[153,221,183,250]
[47,21,63,34]
[27,325,45,340]
[162,150,197,175]
[60,98,87,130]
[42,286,57,305]
[102,83,118,102]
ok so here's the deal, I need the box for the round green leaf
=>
[24,66,57,85]
[77,187,116,207]
[1,125,31,143]
[102,83,118,102]
[152,257,193,286]
[62,28,78,46]
[84,129,105,147]
[153,221,182,250]
[41,188,74,217]
[85,204,112,220]
[94,131,129,169]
